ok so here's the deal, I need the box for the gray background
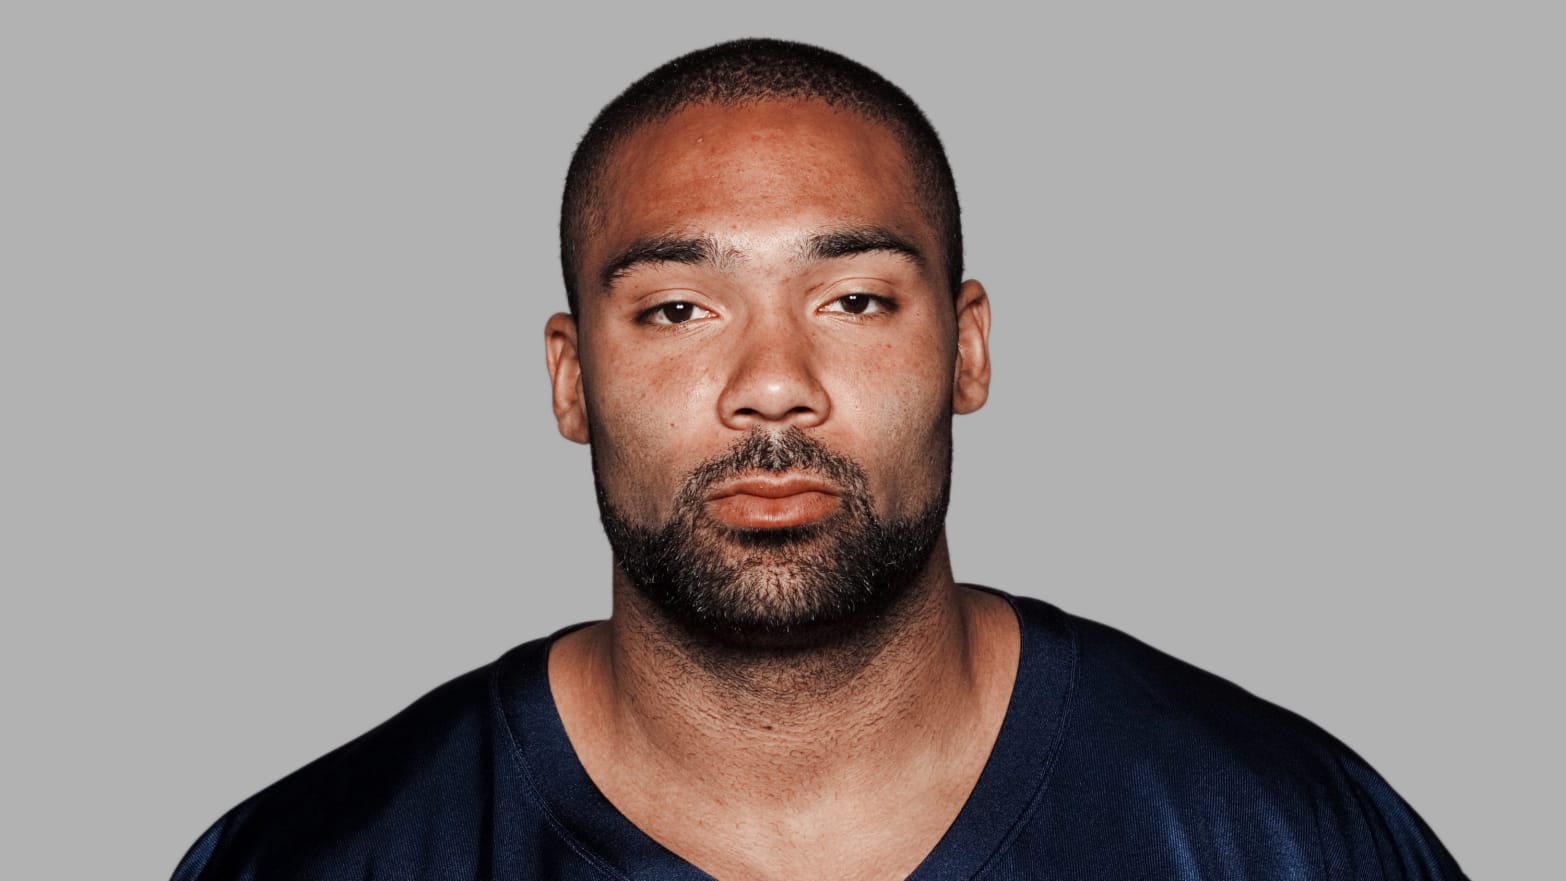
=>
[3,3,1559,878]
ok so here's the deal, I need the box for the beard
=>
[594,427,950,654]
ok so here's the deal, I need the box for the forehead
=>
[589,99,930,276]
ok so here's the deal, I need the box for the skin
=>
[543,98,1017,881]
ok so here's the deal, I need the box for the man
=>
[173,39,1466,881]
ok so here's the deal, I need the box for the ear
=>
[952,280,992,415]
[544,312,590,444]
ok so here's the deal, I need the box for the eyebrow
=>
[599,235,720,291]
[596,225,927,294]
[800,226,927,268]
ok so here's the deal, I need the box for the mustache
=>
[673,427,870,511]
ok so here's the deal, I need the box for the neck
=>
[615,547,946,708]
[550,536,1019,802]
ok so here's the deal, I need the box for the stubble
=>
[594,427,950,663]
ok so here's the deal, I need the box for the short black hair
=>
[558,38,963,315]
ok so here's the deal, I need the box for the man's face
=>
[546,99,990,647]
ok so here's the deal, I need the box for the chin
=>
[683,564,911,651]
[606,499,948,657]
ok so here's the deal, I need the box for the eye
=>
[823,293,894,316]
[642,301,714,325]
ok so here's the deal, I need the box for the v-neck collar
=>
[493,590,1078,881]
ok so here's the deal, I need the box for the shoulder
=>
[1057,605,1387,797]
[1006,594,1467,879]
[170,652,520,881]
[1062,606,1330,747]
[1009,594,1352,788]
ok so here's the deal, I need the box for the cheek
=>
[841,342,956,516]
[581,347,727,520]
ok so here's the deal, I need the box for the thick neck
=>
[550,535,1018,805]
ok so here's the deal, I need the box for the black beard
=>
[594,427,950,655]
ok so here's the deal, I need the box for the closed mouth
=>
[704,472,843,529]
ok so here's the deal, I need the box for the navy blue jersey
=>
[172,593,1466,880]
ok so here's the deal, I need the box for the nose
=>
[717,314,830,431]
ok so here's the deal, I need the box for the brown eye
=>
[839,294,872,314]
[644,302,714,325]
[824,294,893,316]
[661,303,696,323]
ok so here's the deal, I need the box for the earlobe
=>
[952,280,992,415]
[544,312,591,444]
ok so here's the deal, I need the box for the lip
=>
[707,474,841,501]
[705,473,842,528]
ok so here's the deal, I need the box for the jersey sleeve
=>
[168,809,234,881]
[1314,746,1469,881]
